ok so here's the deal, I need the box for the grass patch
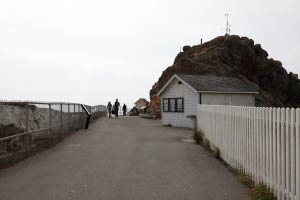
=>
[238,172,276,200]
[163,124,172,127]
[192,128,276,200]
[193,129,203,144]
[250,184,276,200]
[239,172,254,188]
[212,147,220,159]
[202,136,212,152]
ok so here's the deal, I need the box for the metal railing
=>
[0,101,106,168]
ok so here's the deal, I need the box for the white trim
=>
[197,91,259,94]
[157,75,197,96]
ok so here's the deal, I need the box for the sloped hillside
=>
[149,35,300,113]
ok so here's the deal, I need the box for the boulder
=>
[254,44,269,58]
[182,45,192,52]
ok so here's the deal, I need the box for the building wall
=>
[160,78,256,128]
[135,100,148,109]
[160,79,199,128]
[201,93,255,106]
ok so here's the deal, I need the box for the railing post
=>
[68,104,70,131]
[49,104,53,144]
[25,104,29,132]
[74,104,77,130]
[25,103,29,155]
[81,104,91,130]
[67,104,69,118]
[60,103,63,140]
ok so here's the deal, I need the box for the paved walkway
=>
[0,117,250,200]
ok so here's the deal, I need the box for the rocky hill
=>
[149,35,300,113]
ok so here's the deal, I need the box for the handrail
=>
[0,102,107,168]
[0,101,105,107]
[0,102,107,141]
[81,104,91,129]
[0,116,87,142]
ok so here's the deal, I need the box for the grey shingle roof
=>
[176,74,260,93]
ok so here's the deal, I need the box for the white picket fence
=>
[196,105,300,200]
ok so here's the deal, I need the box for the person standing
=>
[107,101,112,118]
[122,104,127,116]
[114,99,120,118]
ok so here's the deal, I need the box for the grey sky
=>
[0,0,299,107]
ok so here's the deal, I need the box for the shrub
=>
[212,147,220,159]
[238,172,254,188]
[238,172,276,200]
[202,136,211,152]
[250,184,276,200]
[193,129,203,144]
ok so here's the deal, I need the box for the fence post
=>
[68,103,70,123]
[291,109,296,200]
[74,104,76,130]
[25,104,29,155]
[281,108,286,199]
[296,109,300,200]
[49,104,52,144]
[264,108,268,187]
[276,108,281,198]
[286,108,291,199]
[270,108,276,195]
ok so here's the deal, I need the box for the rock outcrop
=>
[149,35,300,113]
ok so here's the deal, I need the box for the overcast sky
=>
[0,0,299,107]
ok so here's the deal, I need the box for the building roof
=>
[134,98,149,105]
[157,74,260,96]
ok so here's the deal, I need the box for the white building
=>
[157,74,260,128]
[134,98,149,110]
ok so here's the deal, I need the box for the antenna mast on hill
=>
[225,13,231,35]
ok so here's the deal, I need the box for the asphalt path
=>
[0,116,250,200]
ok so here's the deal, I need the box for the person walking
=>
[107,101,112,118]
[122,104,127,116]
[114,99,120,118]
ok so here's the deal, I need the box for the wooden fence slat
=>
[296,109,300,200]
[286,108,291,199]
[266,107,270,188]
[281,108,286,199]
[247,107,250,174]
[252,107,256,181]
[268,107,273,190]
[271,108,277,193]
[277,108,281,199]
[264,108,268,186]
[291,109,295,200]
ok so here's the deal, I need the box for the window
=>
[170,99,176,112]
[177,98,183,112]
[162,98,184,112]
[163,99,169,112]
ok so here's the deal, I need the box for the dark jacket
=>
[114,101,120,111]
